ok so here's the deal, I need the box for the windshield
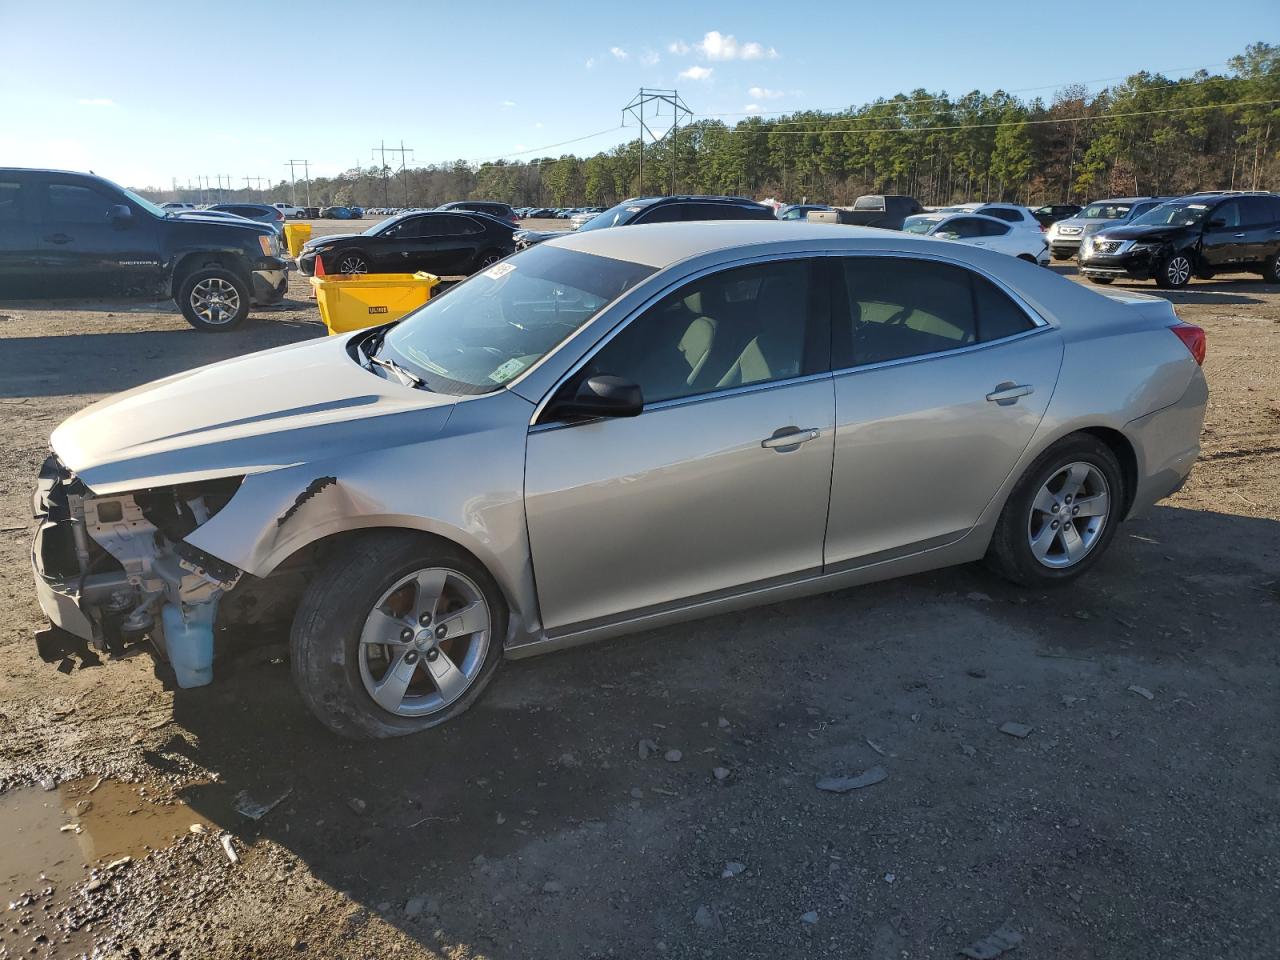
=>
[121,186,168,218]
[1079,203,1133,220]
[577,201,646,232]
[379,244,656,394]
[1130,202,1211,227]
[902,215,941,235]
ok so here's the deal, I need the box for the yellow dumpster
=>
[284,222,312,258]
[309,271,441,335]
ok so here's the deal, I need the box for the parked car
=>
[350,206,365,218]
[296,210,515,277]
[778,203,832,221]
[970,203,1043,233]
[1030,204,1082,228]
[322,206,355,219]
[30,222,1207,738]
[517,195,775,248]
[0,168,287,331]
[206,202,286,235]
[161,201,197,212]
[272,202,307,219]
[1046,198,1167,260]
[810,195,924,230]
[904,213,1049,265]
[1079,192,1280,288]
[437,200,519,227]
[569,208,605,229]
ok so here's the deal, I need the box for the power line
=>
[695,59,1246,124]
[715,98,1280,137]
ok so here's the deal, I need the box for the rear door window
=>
[1239,196,1279,226]
[0,181,25,223]
[634,203,683,224]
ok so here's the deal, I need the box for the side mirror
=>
[1208,217,1226,229]
[108,204,133,227]
[548,374,642,421]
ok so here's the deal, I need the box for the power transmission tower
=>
[389,140,414,206]
[622,88,692,196]
[285,160,311,208]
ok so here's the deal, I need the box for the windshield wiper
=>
[361,333,423,387]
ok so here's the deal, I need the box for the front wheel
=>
[334,251,369,275]
[176,267,251,332]
[985,434,1125,587]
[1087,276,1114,285]
[291,531,507,739]
[473,249,505,272]
[1264,253,1280,284]
[1155,253,1192,289]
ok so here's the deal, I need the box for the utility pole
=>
[383,140,414,206]
[286,160,311,209]
[371,140,392,206]
[623,88,691,197]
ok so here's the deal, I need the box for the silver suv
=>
[1047,197,1168,260]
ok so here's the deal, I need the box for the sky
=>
[1,0,1274,191]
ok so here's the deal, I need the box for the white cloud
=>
[679,65,713,81]
[743,103,762,114]
[610,46,629,60]
[501,99,516,108]
[748,86,782,100]
[640,49,660,66]
[696,31,779,61]
[667,40,690,54]
[77,97,116,107]
[585,57,596,69]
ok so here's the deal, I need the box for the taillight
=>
[1171,323,1206,365]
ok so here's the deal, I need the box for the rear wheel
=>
[473,249,505,272]
[176,266,251,332]
[986,434,1125,587]
[291,531,507,739]
[1264,253,1280,284]
[1155,253,1192,289]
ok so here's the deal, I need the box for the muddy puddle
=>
[1,778,217,907]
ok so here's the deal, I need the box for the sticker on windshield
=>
[483,262,516,280]
[1187,204,1208,209]
[489,357,530,383]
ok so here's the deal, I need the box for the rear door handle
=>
[761,427,820,450]
[43,233,72,245]
[986,382,1034,405]
[1232,233,1246,238]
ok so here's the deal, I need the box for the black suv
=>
[515,195,774,248]
[437,200,519,227]
[1080,192,1280,288]
[0,169,288,331]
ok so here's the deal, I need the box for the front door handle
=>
[986,382,1034,405]
[1232,232,1245,238]
[761,426,820,450]
[43,233,72,244]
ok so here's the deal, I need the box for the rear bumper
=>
[1124,368,1209,518]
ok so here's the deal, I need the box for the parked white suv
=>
[971,203,1043,233]
[272,202,307,219]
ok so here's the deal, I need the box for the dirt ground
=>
[0,236,1277,960]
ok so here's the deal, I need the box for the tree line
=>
[146,42,1276,209]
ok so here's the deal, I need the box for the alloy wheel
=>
[357,567,492,717]
[189,277,241,326]
[1166,256,1191,287]
[338,255,369,275]
[1026,462,1111,569]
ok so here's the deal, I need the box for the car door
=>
[936,217,987,245]
[0,175,41,297]
[37,178,162,296]
[524,257,835,633]
[979,219,1020,257]
[825,255,1062,568]
[371,214,436,271]
[1200,200,1241,267]
[1237,196,1280,266]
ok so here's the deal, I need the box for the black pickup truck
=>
[805,194,924,230]
[0,168,289,331]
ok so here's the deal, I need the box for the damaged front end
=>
[31,453,243,687]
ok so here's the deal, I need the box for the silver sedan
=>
[31,223,1208,737]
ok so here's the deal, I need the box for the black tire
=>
[1264,253,1280,284]
[290,530,507,739]
[985,434,1125,588]
[1155,252,1193,289]
[1051,252,1071,261]
[1087,276,1114,285]
[333,250,370,275]
[1017,254,1037,264]
[176,266,251,332]
[472,249,505,273]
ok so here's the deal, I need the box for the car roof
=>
[629,195,762,208]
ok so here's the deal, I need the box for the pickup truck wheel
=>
[177,267,251,332]
[291,531,507,739]
[1264,253,1280,284]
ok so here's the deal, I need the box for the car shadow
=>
[157,502,1280,956]
[0,321,324,399]
[1047,264,1271,304]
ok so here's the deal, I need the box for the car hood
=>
[169,213,272,236]
[1092,224,1184,242]
[51,334,458,495]
[302,232,363,249]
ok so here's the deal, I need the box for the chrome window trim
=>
[526,245,1053,428]
[831,324,1051,378]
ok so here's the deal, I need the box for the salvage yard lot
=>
[0,263,1277,959]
